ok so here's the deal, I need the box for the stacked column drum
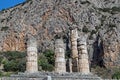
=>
[77,38,90,74]
[26,37,38,73]
[55,39,66,73]
[70,28,78,72]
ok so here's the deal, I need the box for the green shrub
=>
[17,59,26,72]
[1,58,7,64]
[38,53,54,71]
[112,72,120,79]
[4,60,18,72]
[3,51,26,60]
[38,54,48,68]
[0,71,3,77]
[0,71,16,77]
[4,59,26,72]
[3,72,11,77]
[43,50,55,65]
[91,65,112,78]
[40,62,54,71]
[2,51,26,72]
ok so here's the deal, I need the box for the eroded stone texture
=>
[0,72,102,80]
[2,32,26,51]
[77,37,90,74]
[69,58,72,73]
[0,0,120,69]
[55,39,66,73]
[26,36,38,73]
[70,27,78,72]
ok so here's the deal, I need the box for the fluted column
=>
[77,37,90,74]
[55,39,66,73]
[26,37,38,73]
[70,27,78,72]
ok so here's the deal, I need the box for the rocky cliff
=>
[0,0,120,68]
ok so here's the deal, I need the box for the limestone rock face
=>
[0,0,120,68]
[2,32,26,51]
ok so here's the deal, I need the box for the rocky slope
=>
[0,0,120,68]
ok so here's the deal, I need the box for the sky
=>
[0,0,26,11]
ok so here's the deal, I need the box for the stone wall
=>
[0,72,101,80]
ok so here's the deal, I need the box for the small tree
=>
[38,53,54,71]
[17,59,26,72]
[0,71,3,77]
[43,50,55,65]
[4,60,18,72]
[2,51,26,72]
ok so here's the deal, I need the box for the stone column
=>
[55,39,66,73]
[26,37,38,73]
[77,37,90,74]
[70,27,78,72]
[69,58,72,73]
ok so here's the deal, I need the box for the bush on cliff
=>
[43,49,55,65]
[38,50,55,71]
[0,71,3,77]
[38,53,54,71]
[0,51,26,72]
[112,71,120,79]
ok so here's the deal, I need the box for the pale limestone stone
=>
[77,37,90,74]
[70,27,78,58]
[70,28,78,72]
[26,37,38,73]
[55,39,66,73]
[69,58,72,73]
[47,76,52,80]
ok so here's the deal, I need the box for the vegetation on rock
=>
[43,49,55,66]
[112,71,120,79]
[0,51,26,72]
[38,50,55,71]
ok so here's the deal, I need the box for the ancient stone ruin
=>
[26,36,38,73]
[77,37,90,74]
[0,29,101,80]
[55,39,66,73]
[70,27,79,72]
